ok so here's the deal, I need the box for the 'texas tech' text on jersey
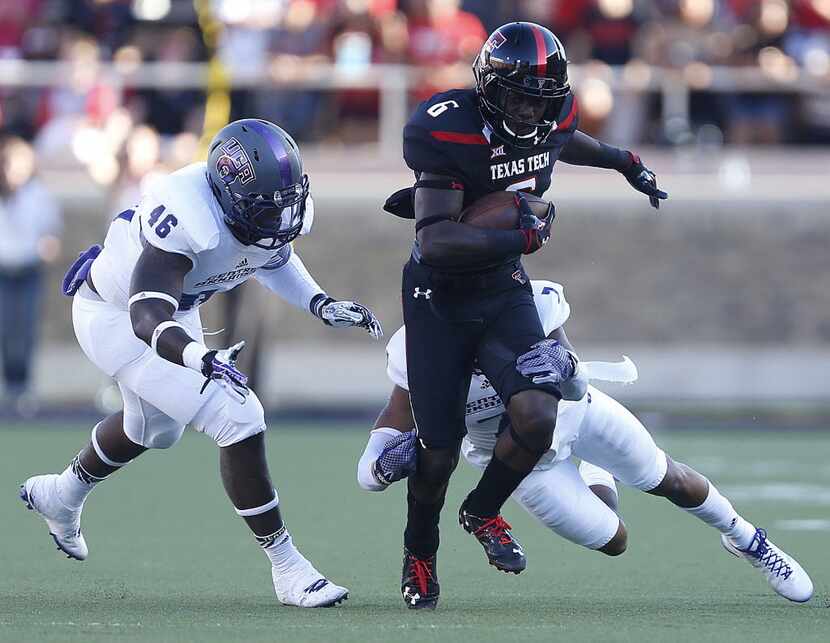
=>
[403,88,578,208]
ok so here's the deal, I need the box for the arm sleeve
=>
[255,246,325,313]
[559,130,633,171]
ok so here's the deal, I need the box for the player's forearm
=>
[129,245,206,371]
[255,250,325,314]
[418,221,525,267]
[560,130,633,171]
[129,299,206,369]
[374,386,416,431]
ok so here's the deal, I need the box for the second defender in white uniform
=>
[20,119,382,608]
[359,280,814,605]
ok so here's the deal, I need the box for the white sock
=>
[56,455,103,510]
[578,460,617,494]
[262,531,306,575]
[684,481,756,549]
[357,427,402,492]
[56,423,133,509]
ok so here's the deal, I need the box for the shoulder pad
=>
[403,90,486,176]
[407,89,478,130]
[553,95,579,137]
[141,164,221,255]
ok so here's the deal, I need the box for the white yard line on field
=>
[721,483,830,505]
[773,519,830,532]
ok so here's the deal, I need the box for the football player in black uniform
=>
[389,21,667,609]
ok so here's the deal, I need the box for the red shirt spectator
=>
[792,0,830,29]
[405,0,487,99]
[0,0,42,56]
[406,0,486,66]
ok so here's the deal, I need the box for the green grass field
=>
[1,422,828,642]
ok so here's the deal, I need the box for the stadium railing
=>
[1,59,828,156]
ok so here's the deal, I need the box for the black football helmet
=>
[473,22,571,149]
[206,119,309,249]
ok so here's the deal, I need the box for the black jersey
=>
[403,88,579,209]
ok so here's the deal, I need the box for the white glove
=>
[312,295,383,339]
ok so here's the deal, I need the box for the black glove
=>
[516,192,554,254]
[622,153,668,209]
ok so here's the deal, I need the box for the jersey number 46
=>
[146,205,179,239]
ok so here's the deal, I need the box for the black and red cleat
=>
[401,548,439,610]
[459,500,526,574]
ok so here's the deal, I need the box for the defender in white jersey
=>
[358,280,814,605]
[20,119,382,608]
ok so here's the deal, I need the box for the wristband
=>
[309,293,333,318]
[150,320,185,353]
[182,341,210,372]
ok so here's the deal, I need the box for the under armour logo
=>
[413,287,432,299]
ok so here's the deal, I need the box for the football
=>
[458,191,551,229]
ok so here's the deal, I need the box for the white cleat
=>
[19,475,88,561]
[721,528,813,603]
[272,559,349,608]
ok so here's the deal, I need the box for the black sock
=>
[404,488,444,558]
[464,455,528,517]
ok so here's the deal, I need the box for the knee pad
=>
[191,388,266,447]
[123,401,186,449]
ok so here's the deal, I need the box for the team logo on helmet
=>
[215,137,255,186]
[484,30,506,53]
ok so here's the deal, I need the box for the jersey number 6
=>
[427,100,460,117]
[146,205,179,239]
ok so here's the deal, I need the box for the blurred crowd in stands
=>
[0,0,828,412]
[0,0,828,155]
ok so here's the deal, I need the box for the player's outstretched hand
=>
[622,153,668,209]
[516,339,587,400]
[199,341,249,404]
[372,430,417,486]
[516,192,554,254]
[314,297,383,339]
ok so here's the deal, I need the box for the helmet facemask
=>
[217,174,310,250]
[474,47,570,150]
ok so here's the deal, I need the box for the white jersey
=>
[385,280,589,468]
[91,162,307,314]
